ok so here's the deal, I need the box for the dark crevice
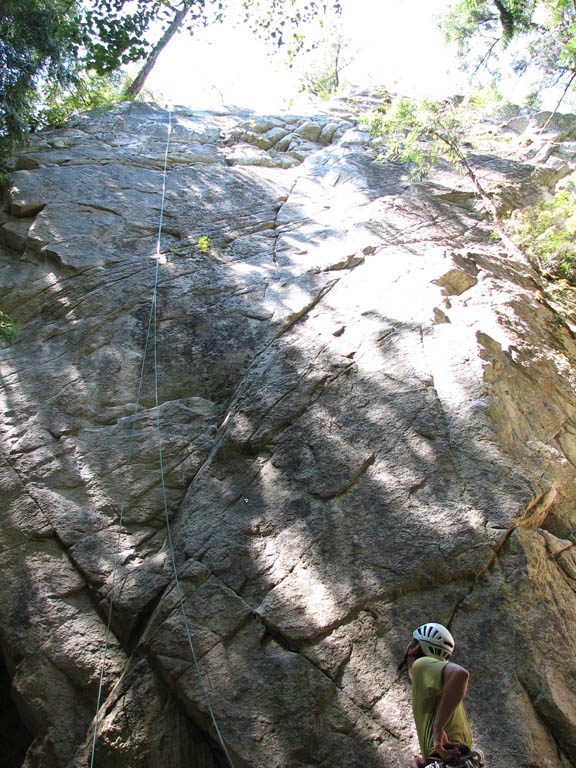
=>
[0,653,33,768]
[126,589,167,652]
[123,649,229,768]
[258,622,302,656]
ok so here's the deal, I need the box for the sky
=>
[140,0,568,113]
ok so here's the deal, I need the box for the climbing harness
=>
[425,747,485,768]
[90,106,236,768]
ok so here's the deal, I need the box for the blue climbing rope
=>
[90,105,236,768]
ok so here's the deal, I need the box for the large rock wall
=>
[1,97,576,768]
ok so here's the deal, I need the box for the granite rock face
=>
[1,96,576,768]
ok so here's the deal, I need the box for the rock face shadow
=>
[0,99,576,768]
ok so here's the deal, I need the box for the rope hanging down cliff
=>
[89,106,236,768]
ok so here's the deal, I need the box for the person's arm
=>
[432,663,470,759]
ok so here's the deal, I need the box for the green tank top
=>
[411,656,472,757]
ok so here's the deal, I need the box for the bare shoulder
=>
[442,661,470,680]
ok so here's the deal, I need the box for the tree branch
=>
[125,4,190,97]
[471,37,501,78]
[541,71,576,132]
[431,128,529,265]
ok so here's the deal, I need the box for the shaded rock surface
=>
[1,94,576,768]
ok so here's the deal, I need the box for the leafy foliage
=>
[365,97,465,179]
[0,0,86,156]
[241,0,342,57]
[40,70,133,128]
[365,87,514,180]
[78,0,342,75]
[0,311,17,342]
[509,182,576,281]
[298,28,353,99]
[197,235,211,253]
[125,0,342,98]
[81,0,161,73]
[441,0,534,54]
[365,89,531,267]
[369,89,576,284]
[440,1,576,107]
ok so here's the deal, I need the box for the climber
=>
[399,622,484,768]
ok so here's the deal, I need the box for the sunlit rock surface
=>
[1,95,576,768]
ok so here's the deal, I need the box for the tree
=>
[366,94,529,264]
[440,1,576,110]
[0,0,341,153]
[0,0,88,156]
[298,28,354,100]
[40,70,134,128]
[125,3,191,98]
[126,0,342,98]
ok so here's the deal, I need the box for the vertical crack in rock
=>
[271,174,300,267]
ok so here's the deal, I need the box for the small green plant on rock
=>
[0,310,17,342]
[509,181,576,282]
[197,235,211,253]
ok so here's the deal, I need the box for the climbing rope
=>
[90,106,236,768]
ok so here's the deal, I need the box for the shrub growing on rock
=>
[510,180,576,282]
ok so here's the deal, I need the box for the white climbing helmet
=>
[413,622,455,660]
